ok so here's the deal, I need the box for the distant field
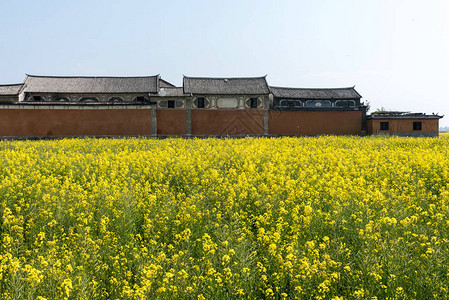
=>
[1,136,449,299]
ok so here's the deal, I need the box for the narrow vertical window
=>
[168,100,175,108]
[380,122,389,130]
[197,97,205,108]
[413,121,422,131]
[250,97,258,108]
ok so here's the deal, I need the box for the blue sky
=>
[1,0,448,126]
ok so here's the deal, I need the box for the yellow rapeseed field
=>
[1,136,449,299]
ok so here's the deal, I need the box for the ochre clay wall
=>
[157,110,186,135]
[269,111,362,135]
[191,110,264,135]
[367,119,439,135]
[0,109,152,137]
[366,120,373,134]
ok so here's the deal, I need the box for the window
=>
[79,97,99,103]
[336,100,356,107]
[250,98,258,108]
[305,100,332,107]
[197,97,205,108]
[136,96,146,102]
[167,100,175,108]
[279,99,302,108]
[108,97,124,103]
[193,97,209,108]
[33,96,42,101]
[413,121,422,131]
[53,96,70,102]
[380,122,389,130]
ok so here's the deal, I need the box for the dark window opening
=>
[279,99,302,108]
[136,96,146,102]
[168,100,175,108]
[33,96,42,101]
[413,121,422,131]
[197,97,205,108]
[380,122,389,130]
[250,98,258,108]
[336,100,355,108]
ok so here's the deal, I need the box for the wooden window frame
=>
[250,97,258,108]
[197,97,205,108]
[413,121,422,131]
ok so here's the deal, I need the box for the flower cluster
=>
[1,136,449,299]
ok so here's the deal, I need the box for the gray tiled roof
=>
[22,75,159,94]
[160,79,176,88]
[0,84,23,95]
[155,87,187,97]
[183,76,270,95]
[270,86,361,99]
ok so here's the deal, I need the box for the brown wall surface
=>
[191,110,264,135]
[0,109,152,137]
[269,110,362,135]
[366,119,373,134]
[367,119,439,134]
[157,110,187,135]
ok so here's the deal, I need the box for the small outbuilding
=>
[367,111,443,137]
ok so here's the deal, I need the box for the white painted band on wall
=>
[217,98,238,109]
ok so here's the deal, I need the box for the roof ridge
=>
[25,74,159,79]
[183,75,268,80]
[0,83,24,86]
[270,85,356,90]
